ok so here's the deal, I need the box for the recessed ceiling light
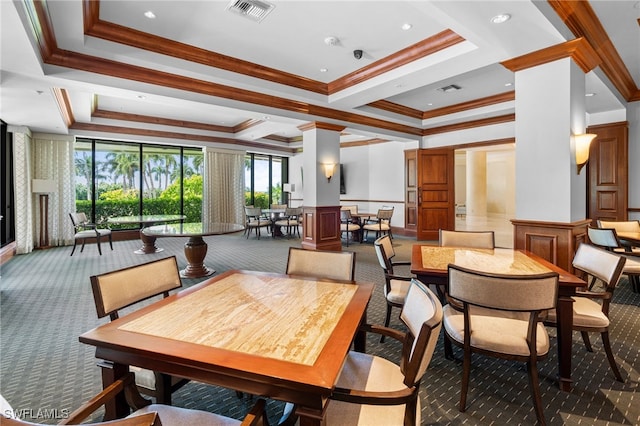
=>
[505,82,513,87]
[320,68,328,73]
[324,36,339,46]
[137,95,146,99]
[585,93,596,97]
[427,103,433,106]
[491,13,511,24]
[401,23,412,31]
[144,10,156,19]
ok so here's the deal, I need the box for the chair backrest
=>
[439,229,495,249]
[342,205,358,215]
[373,235,396,271]
[340,209,352,221]
[69,212,88,227]
[271,204,287,210]
[245,207,263,219]
[447,264,558,312]
[376,208,394,221]
[587,226,622,250]
[285,207,302,217]
[286,247,356,281]
[399,279,443,385]
[572,243,626,294]
[597,220,640,233]
[91,256,182,320]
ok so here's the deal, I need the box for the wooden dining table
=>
[79,270,374,425]
[410,244,586,392]
[108,214,186,254]
[615,231,640,248]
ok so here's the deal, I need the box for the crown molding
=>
[501,38,600,74]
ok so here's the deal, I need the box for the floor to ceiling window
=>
[244,153,288,208]
[74,138,203,228]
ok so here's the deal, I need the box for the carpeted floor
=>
[1,233,639,425]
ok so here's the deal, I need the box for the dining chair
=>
[324,279,443,425]
[374,234,412,342]
[69,212,113,256]
[587,226,640,292]
[2,372,268,426]
[273,207,302,238]
[439,229,495,249]
[444,264,559,425]
[285,247,355,281]
[244,207,272,239]
[89,256,189,405]
[362,208,394,241]
[340,209,361,246]
[544,243,627,382]
[597,220,640,252]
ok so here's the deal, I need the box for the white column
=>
[301,123,342,206]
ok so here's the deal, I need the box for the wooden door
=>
[404,149,417,235]
[587,122,628,224]
[417,148,455,241]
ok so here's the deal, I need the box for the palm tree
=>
[104,152,139,189]
[75,152,93,200]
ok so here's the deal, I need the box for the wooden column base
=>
[511,218,591,273]
[301,206,342,251]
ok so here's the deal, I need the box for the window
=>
[74,138,203,228]
[244,153,288,208]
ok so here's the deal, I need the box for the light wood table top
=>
[80,270,374,424]
[616,231,640,247]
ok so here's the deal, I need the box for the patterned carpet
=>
[1,233,639,425]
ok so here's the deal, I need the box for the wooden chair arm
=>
[331,385,416,406]
[386,273,413,281]
[360,323,406,343]
[60,373,151,425]
[575,290,611,300]
[445,294,464,311]
[391,260,411,267]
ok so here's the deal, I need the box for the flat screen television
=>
[340,164,346,194]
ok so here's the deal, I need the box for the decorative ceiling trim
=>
[422,114,515,136]
[69,122,297,154]
[298,122,346,132]
[233,119,264,133]
[366,100,423,119]
[422,91,515,119]
[52,88,74,128]
[27,0,423,140]
[93,109,235,133]
[449,137,515,151]
[547,0,639,102]
[82,1,327,95]
[501,38,600,74]
[341,138,389,149]
[328,29,466,93]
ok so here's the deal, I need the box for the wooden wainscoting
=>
[511,218,591,274]
[301,205,342,251]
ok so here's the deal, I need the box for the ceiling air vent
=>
[438,84,462,93]
[226,0,275,23]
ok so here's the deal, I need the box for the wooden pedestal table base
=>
[142,222,245,279]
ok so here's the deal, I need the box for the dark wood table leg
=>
[181,236,214,278]
[135,229,163,254]
[98,360,129,421]
[556,294,574,391]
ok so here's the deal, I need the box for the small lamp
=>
[574,133,597,174]
[322,163,336,182]
[32,178,56,248]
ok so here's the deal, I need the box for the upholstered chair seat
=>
[325,351,421,425]
[444,306,550,357]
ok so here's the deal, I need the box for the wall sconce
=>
[322,163,336,182]
[573,133,597,175]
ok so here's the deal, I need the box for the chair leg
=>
[601,331,624,382]
[459,347,471,412]
[97,238,102,256]
[108,235,113,250]
[154,372,173,405]
[380,304,392,343]
[70,241,77,256]
[444,333,454,360]
[581,331,593,352]
[526,361,546,425]
[80,240,86,253]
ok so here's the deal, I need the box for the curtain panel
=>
[10,127,34,254]
[32,134,75,247]
[202,147,246,225]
